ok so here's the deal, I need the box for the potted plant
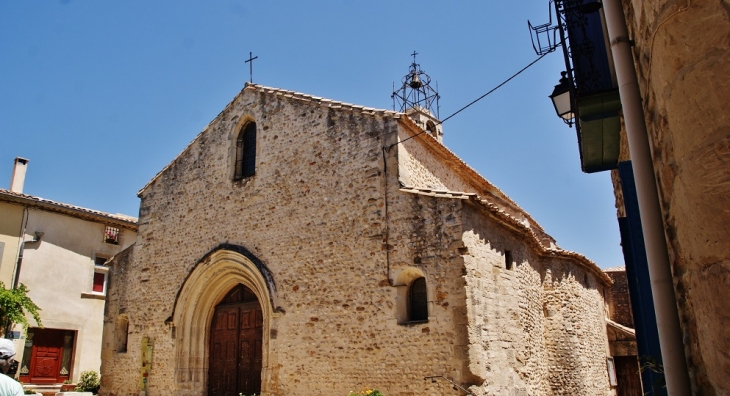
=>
[61,380,76,391]
[76,370,100,394]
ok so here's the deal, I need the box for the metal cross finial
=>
[245,52,258,83]
[411,51,418,63]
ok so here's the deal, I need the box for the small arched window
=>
[235,122,256,180]
[408,277,428,322]
[426,121,437,138]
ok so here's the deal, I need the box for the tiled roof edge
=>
[606,319,636,337]
[399,186,612,286]
[246,83,401,118]
[0,189,138,229]
[396,116,550,238]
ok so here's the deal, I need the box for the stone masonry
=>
[101,84,614,395]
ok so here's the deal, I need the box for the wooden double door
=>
[19,328,74,384]
[208,285,263,396]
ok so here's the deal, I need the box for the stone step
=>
[20,384,94,396]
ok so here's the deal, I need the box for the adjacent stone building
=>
[604,267,641,396]
[100,83,616,395]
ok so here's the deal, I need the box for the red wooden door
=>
[28,329,65,384]
[208,291,262,396]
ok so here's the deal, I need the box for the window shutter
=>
[93,272,106,293]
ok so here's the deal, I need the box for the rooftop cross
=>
[411,50,418,64]
[245,52,258,83]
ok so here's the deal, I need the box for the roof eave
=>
[0,190,137,230]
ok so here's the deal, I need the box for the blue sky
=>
[0,1,623,268]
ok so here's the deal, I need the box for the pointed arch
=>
[171,246,279,393]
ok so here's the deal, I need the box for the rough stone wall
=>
[396,124,557,250]
[460,204,612,396]
[100,245,139,396]
[540,258,611,396]
[397,132,471,193]
[460,205,541,396]
[382,190,472,394]
[101,86,473,395]
[102,84,613,396]
[620,0,730,393]
[605,269,633,328]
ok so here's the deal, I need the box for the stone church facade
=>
[100,83,614,395]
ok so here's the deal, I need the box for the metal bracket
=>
[610,35,636,47]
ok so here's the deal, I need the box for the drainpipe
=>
[11,208,28,290]
[13,229,43,290]
[602,0,691,394]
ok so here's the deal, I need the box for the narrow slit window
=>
[505,250,513,270]
[235,122,256,180]
[116,317,129,353]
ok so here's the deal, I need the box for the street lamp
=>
[549,71,575,126]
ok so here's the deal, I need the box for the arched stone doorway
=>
[170,247,279,395]
[208,284,263,396]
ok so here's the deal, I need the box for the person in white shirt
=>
[0,339,24,396]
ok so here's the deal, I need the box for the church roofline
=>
[399,185,613,286]
[396,116,551,240]
[242,82,402,117]
[135,83,605,284]
[0,188,138,230]
[137,83,403,197]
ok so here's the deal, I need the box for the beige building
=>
[101,83,618,395]
[0,158,137,390]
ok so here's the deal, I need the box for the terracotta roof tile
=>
[399,185,612,285]
[243,83,401,118]
[0,188,137,228]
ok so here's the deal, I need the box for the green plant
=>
[76,370,100,394]
[348,389,384,396]
[0,282,42,334]
[639,355,667,390]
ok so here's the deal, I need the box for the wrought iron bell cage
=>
[392,53,440,119]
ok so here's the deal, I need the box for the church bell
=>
[409,73,423,89]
